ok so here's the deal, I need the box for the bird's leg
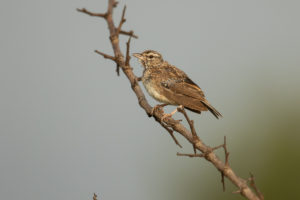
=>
[151,103,168,116]
[161,105,184,122]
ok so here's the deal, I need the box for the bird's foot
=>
[161,105,184,123]
[151,103,168,116]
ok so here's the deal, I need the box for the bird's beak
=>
[132,53,144,60]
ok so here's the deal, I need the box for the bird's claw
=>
[151,104,168,116]
[160,105,184,123]
[177,105,184,112]
[161,113,173,122]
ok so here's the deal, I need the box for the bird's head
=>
[133,50,163,68]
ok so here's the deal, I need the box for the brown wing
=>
[161,63,205,96]
[158,64,207,112]
[160,78,208,113]
[159,64,222,118]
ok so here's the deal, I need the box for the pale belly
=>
[142,79,174,104]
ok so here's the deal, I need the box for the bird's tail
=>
[201,100,222,119]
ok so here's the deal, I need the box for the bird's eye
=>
[149,55,154,59]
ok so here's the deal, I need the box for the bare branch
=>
[116,6,127,36]
[78,1,263,200]
[113,1,119,7]
[221,136,229,192]
[120,30,138,38]
[212,136,229,191]
[177,152,204,158]
[249,173,264,200]
[125,36,132,66]
[177,106,198,154]
[77,8,107,18]
[211,144,223,151]
[93,193,98,200]
[161,122,182,148]
[223,136,230,166]
[221,172,226,192]
[94,50,116,61]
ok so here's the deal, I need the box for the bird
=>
[132,50,222,119]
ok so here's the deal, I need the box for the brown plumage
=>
[133,50,222,119]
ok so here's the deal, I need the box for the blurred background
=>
[1,0,299,199]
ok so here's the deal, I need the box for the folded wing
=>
[161,76,221,118]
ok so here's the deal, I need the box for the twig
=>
[211,136,229,191]
[125,36,132,66]
[116,6,127,36]
[233,190,242,194]
[93,193,98,200]
[77,8,107,18]
[221,136,229,191]
[94,50,116,61]
[177,106,198,154]
[161,122,182,148]
[120,30,138,39]
[223,136,230,166]
[77,1,263,199]
[177,152,204,157]
[249,173,264,200]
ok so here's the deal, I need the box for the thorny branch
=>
[177,106,198,154]
[77,8,107,18]
[249,173,265,200]
[161,122,182,148]
[94,50,116,61]
[77,7,138,39]
[93,193,98,200]
[116,6,127,36]
[78,1,263,200]
[120,30,138,39]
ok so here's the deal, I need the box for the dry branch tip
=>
[125,36,132,66]
[120,30,138,39]
[93,193,98,200]
[177,152,204,158]
[248,173,264,200]
[113,1,119,7]
[94,50,116,61]
[178,107,198,153]
[116,6,127,36]
[77,8,107,18]
[161,123,182,148]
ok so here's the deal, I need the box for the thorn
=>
[115,64,120,76]
[113,1,119,7]
[93,193,98,200]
